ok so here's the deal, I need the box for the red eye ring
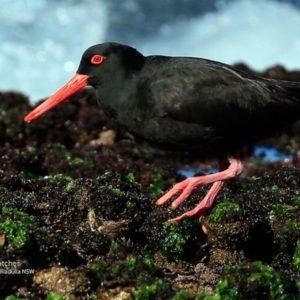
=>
[91,54,104,65]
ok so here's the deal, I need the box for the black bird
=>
[24,42,300,224]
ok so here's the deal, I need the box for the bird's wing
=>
[144,58,299,128]
[146,58,273,126]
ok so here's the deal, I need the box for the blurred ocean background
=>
[1,0,300,102]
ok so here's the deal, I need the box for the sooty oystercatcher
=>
[24,42,300,224]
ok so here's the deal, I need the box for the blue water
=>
[1,0,300,102]
[178,146,292,177]
[253,146,292,162]
[179,167,218,178]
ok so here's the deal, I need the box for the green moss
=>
[96,171,111,182]
[142,252,155,271]
[112,257,137,275]
[286,219,300,231]
[209,200,240,223]
[108,242,120,255]
[133,278,170,300]
[271,185,283,194]
[70,156,84,165]
[45,293,65,300]
[248,261,297,299]
[270,204,300,231]
[172,290,192,300]
[5,296,28,300]
[126,201,136,211]
[297,281,300,292]
[198,278,242,300]
[54,143,67,151]
[86,160,95,169]
[48,173,73,183]
[262,185,284,195]
[106,184,125,197]
[241,176,259,192]
[97,172,126,196]
[200,261,300,299]
[139,143,150,155]
[53,143,85,166]
[109,253,156,283]
[270,203,293,218]
[65,180,76,191]
[161,222,186,257]
[287,175,298,186]
[248,176,261,182]
[64,151,73,161]
[126,172,135,183]
[292,240,300,270]
[91,259,105,280]
[292,196,300,206]
[160,220,199,259]
[25,193,35,201]
[277,233,288,252]
[148,169,164,196]
[0,207,34,248]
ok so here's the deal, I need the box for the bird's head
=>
[24,42,145,122]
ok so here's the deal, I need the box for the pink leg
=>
[156,157,244,223]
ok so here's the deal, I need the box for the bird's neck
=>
[95,74,140,127]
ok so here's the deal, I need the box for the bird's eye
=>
[91,54,104,65]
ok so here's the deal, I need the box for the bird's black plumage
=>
[76,43,300,158]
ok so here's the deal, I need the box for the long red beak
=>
[24,73,89,122]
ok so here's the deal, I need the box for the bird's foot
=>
[156,176,210,210]
[168,181,225,223]
[156,158,244,227]
[168,182,225,234]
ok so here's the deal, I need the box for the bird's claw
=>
[155,177,200,209]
